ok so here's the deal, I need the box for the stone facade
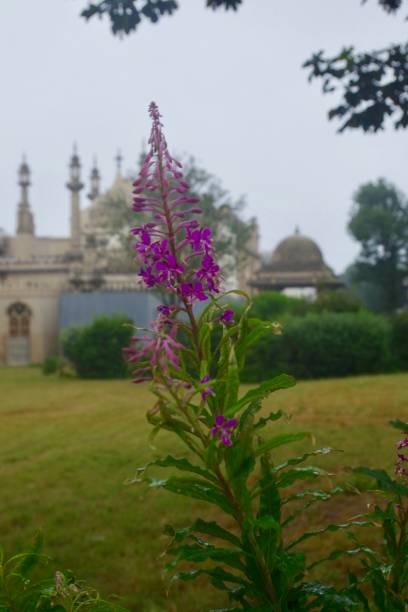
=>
[0,153,260,366]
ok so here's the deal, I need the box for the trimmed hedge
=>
[61,314,133,379]
[243,312,393,381]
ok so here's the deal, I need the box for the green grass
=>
[1,368,408,610]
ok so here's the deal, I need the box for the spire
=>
[66,145,83,252]
[115,149,123,177]
[295,225,300,235]
[66,144,84,193]
[16,156,35,235]
[88,156,101,202]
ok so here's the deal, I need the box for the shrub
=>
[61,314,133,379]
[42,355,62,375]
[391,310,408,370]
[243,311,392,381]
[312,288,364,313]
[248,290,311,319]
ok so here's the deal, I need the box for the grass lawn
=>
[1,368,408,610]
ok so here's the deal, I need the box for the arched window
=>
[7,302,31,337]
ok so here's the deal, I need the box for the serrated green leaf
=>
[167,542,245,572]
[287,520,373,551]
[273,448,336,473]
[225,374,295,417]
[255,432,309,457]
[134,455,218,484]
[353,467,408,497]
[165,518,241,547]
[277,466,330,488]
[147,476,237,517]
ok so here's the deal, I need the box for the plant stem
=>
[213,464,280,608]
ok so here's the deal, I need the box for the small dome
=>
[270,232,325,272]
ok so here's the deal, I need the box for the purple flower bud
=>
[200,374,214,401]
[219,309,235,324]
[210,415,238,446]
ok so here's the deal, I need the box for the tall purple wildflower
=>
[396,437,408,478]
[131,102,221,304]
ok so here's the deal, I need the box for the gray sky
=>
[1,0,408,273]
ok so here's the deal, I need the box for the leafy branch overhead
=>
[304,44,408,132]
[304,0,408,132]
[81,0,408,133]
[81,0,242,35]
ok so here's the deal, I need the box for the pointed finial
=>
[295,225,300,235]
[115,149,123,176]
[88,156,101,201]
[67,145,83,192]
[18,155,30,187]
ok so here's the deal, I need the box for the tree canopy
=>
[348,179,408,311]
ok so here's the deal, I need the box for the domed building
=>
[0,152,259,366]
[251,228,342,298]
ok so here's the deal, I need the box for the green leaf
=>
[147,476,237,517]
[16,532,44,579]
[282,487,344,528]
[254,410,284,430]
[165,518,241,547]
[134,455,218,484]
[256,456,281,565]
[225,374,295,417]
[300,581,359,610]
[353,467,408,497]
[277,466,331,488]
[287,520,373,551]
[273,447,336,473]
[389,419,408,434]
[255,432,309,457]
[307,544,377,571]
[167,542,245,572]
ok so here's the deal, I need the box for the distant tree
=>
[80,1,408,132]
[348,179,408,312]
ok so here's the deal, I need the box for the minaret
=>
[115,149,123,178]
[87,157,101,202]
[66,145,84,252]
[16,157,35,235]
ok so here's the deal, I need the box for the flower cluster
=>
[396,437,408,478]
[211,415,238,446]
[131,102,221,304]
[124,306,182,383]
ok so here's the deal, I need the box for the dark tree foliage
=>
[81,0,241,35]
[304,44,408,132]
[348,179,408,311]
[304,0,408,132]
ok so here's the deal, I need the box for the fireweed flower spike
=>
[130,102,221,304]
[211,415,238,446]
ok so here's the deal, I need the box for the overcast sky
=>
[1,0,408,272]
